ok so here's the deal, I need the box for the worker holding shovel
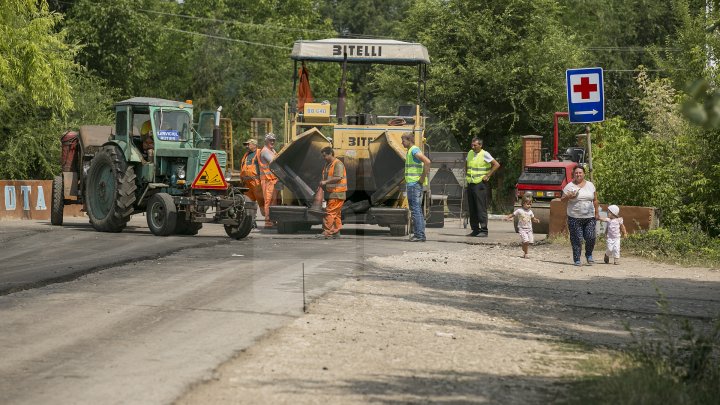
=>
[315,147,347,239]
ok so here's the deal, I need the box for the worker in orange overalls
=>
[240,138,263,227]
[258,133,278,229]
[317,146,347,239]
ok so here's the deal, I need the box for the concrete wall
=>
[549,198,657,237]
[0,180,85,221]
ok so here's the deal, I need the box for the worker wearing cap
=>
[258,133,278,228]
[317,146,347,239]
[465,137,500,237]
[140,120,154,161]
[240,138,263,212]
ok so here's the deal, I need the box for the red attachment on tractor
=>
[60,131,79,172]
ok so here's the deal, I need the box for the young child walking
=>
[506,196,540,258]
[601,204,627,264]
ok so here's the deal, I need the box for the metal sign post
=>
[586,125,593,182]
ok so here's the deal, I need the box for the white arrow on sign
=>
[575,109,598,116]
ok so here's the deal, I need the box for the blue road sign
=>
[566,67,605,123]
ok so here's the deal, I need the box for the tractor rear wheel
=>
[225,214,253,240]
[146,193,177,236]
[51,175,64,226]
[86,145,137,232]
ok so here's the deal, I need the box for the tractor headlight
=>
[225,169,232,181]
[176,165,186,180]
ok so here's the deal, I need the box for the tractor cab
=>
[113,98,228,194]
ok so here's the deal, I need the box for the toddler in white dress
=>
[601,204,628,264]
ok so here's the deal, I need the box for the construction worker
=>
[400,132,431,242]
[465,137,500,237]
[258,133,278,229]
[140,120,154,161]
[240,138,263,227]
[317,147,347,239]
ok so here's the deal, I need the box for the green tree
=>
[66,0,161,97]
[0,0,75,113]
[319,0,413,112]
[66,0,338,139]
[0,0,79,179]
[376,0,586,147]
[358,0,590,209]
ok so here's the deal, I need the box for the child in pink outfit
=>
[600,204,628,264]
[505,196,540,258]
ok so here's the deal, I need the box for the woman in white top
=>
[561,166,600,266]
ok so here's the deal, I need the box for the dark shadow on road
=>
[261,370,568,404]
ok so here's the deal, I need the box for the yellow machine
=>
[270,38,432,235]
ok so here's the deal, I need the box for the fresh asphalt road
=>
[0,215,500,405]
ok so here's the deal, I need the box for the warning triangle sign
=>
[191,153,228,190]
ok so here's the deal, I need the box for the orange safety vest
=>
[259,146,277,181]
[240,151,260,182]
[323,158,347,193]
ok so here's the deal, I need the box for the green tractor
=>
[52,97,255,239]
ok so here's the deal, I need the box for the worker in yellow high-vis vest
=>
[401,132,431,242]
[465,137,500,237]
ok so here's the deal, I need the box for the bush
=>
[623,226,720,267]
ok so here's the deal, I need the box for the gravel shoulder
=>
[177,239,720,404]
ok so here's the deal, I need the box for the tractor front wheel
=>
[51,175,64,226]
[146,193,177,236]
[86,145,137,232]
[225,214,253,240]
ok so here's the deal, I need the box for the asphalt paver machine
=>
[270,38,432,235]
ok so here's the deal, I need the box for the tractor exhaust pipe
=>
[212,106,223,150]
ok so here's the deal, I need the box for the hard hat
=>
[140,121,152,136]
[608,205,620,217]
[264,132,276,141]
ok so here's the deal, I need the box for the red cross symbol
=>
[573,77,598,99]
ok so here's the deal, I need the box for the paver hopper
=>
[270,128,411,235]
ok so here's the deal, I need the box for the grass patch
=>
[623,227,720,268]
[560,294,720,404]
[563,357,718,405]
[548,226,720,268]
